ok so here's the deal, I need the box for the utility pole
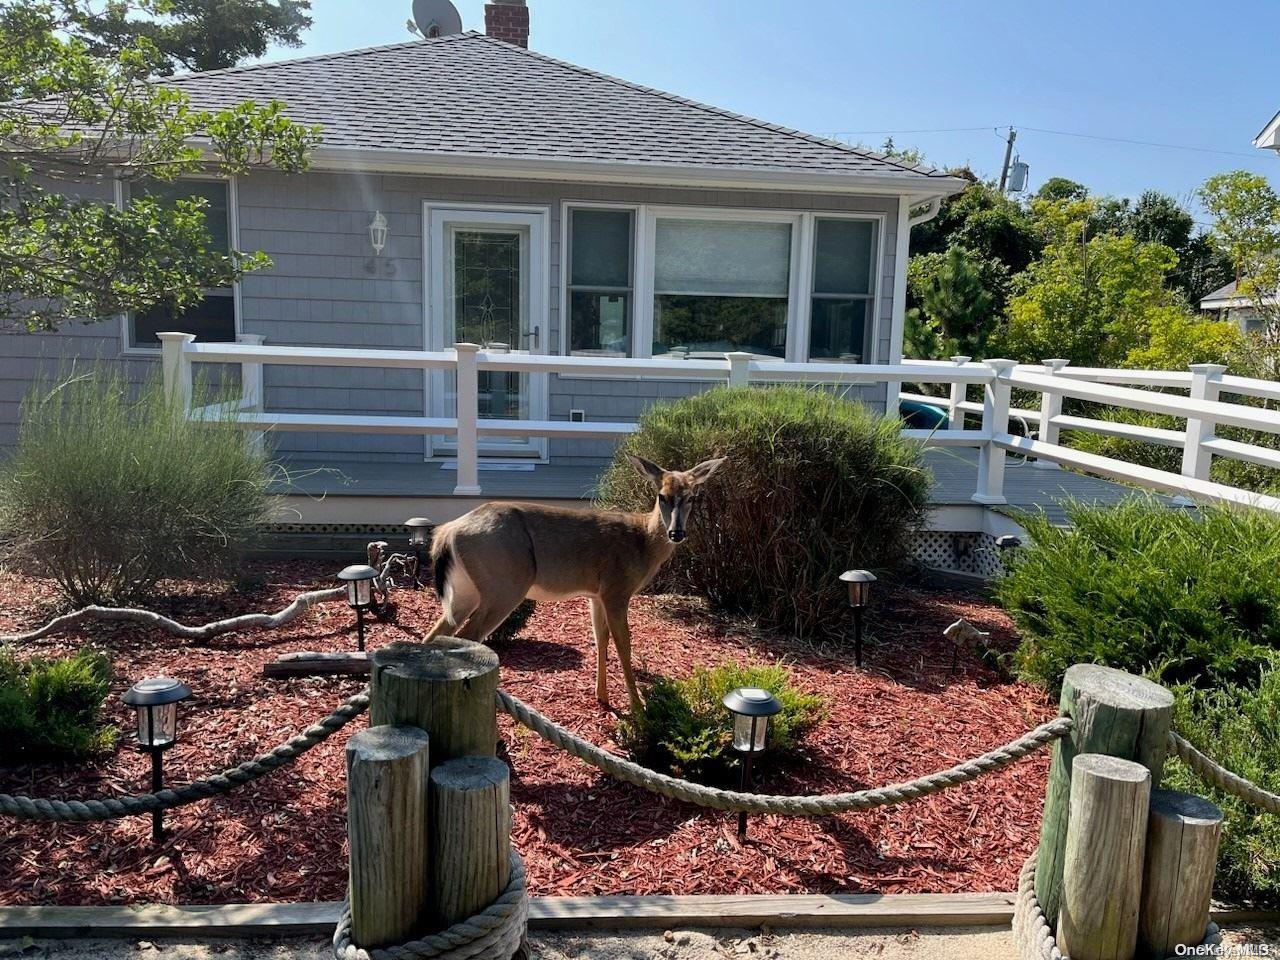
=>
[999,127,1018,192]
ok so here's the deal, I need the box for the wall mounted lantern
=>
[121,677,193,842]
[339,563,379,651]
[839,569,876,668]
[369,211,389,256]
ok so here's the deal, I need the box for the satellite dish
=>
[411,0,463,38]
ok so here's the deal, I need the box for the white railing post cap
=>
[984,358,1017,376]
[950,355,972,365]
[156,332,196,344]
[454,342,481,353]
[1042,358,1070,371]
[236,333,266,345]
[1188,363,1227,376]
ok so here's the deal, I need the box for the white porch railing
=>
[158,333,1280,513]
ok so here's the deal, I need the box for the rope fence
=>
[498,690,1073,815]
[1168,730,1280,814]
[0,688,369,821]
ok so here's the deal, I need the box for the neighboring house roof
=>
[166,32,964,197]
[1200,280,1276,311]
[1256,108,1280,150]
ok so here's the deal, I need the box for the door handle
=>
[522,325,540,350]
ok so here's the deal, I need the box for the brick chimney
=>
[485,0,529,47]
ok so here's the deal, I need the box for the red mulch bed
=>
[0,562,1053,906]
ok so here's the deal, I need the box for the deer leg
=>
[589,597,611,706]
[603,597,644,714]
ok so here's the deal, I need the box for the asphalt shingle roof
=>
[167,32,951,182]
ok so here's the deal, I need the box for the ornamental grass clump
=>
[0,648,115,762]
[596,386,931,641]
[618,662,825,783]
[996,499,1280,692]
[0,368,277,605]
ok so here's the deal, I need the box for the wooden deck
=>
[272,449,1149,528]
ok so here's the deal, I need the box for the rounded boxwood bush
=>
[596,386,931,640]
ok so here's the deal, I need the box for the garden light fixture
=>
[121,677,192,842]
[405,517,433,590]
[339,563,379,651]
[369,211,389,256]
[840,569,876,668]
[723,686,783,839]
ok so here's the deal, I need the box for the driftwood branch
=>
[0,542,426,646]
[0,587,345,644]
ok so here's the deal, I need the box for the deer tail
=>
[432,539,453,599]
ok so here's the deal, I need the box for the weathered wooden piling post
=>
[1139,790,1223,959]
[353,637,522,958]
[370,639,500,765]
[345,725,431,947]
[430,756,512,928]
[1035,664,1174,928]
[1057,754,1152,960]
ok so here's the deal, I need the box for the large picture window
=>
[127,179,237,349]
[808,218,877,362]
[652,218,791,359]
[567,208,634,356]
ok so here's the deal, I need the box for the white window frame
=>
[560,204,888,365]
[801,211,888,364]
[558,200,642,359]
[640,205,806,362]
[115,173,243,357]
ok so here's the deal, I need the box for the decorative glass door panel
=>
[426,206,549,459]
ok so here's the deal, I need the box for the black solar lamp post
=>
[405,517,433,590]
[840,569,876,667]
[722,686,783,839]
[339,564,379,651]
[121,677,192,842]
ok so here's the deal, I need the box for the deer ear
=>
[685,457,727,486]
[627,454,667,489]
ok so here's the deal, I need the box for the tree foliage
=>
[904,245,999,361]
[1200,170,1280,336]
[0,0,320,331]
[74,0,312,75]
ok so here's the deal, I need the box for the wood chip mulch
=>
[0,562,1052,906]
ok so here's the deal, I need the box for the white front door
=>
[425,204,549,459]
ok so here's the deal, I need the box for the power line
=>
[826,124,1262,160]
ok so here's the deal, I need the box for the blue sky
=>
[293,0,1279,219]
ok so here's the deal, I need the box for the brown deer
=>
[424,455,726,712]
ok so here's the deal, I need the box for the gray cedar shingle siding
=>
[0,171,901,463]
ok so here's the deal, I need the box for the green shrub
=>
[0,648,116,762]
[0,368,277,604]
[996,500,1280,691]
[1164,671,1280,905]
[596,386,931,640]
[618,662,826,782]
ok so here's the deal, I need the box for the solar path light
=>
[839,569,876,667]
[405,517,433,590]
[121,677,192,842]
[722,686,783,839]
[339,564,379,651]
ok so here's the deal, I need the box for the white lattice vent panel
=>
[912,531,1005,578]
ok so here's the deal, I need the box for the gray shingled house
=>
[2,3,971,522]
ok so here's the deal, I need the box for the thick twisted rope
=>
[332,852,527,960]
[0,587,345,645]
[1012,851,1220,960]
[1168,731,1280,814]
[497,690,1072,815]
[0,688,369,821]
